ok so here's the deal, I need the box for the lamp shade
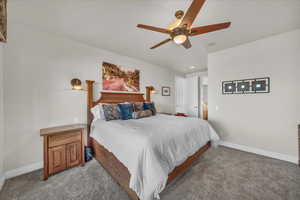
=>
[71,78,82,90]
[173,34,187,44]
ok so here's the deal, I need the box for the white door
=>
[186,76,199,117]
[175,76,186,113]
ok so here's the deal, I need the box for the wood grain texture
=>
[137,24,172,34]
[43,136,49,180]
[66,142,82,168]
[190,22,231,36]
[41,125,86,180]
[146,87,152,102]
[86,80,95,134]
[180,0,206,29]
[40,124,87,136]
[94,92,145,105]
[150,38,172,49]
[48,131,81,147]
[48,145,66,174]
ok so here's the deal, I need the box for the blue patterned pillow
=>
[133,102,144,112]
[143,102,157,115]
[118,103,134,120]
[133,110,153,119]
[143,102,152,110]
[102,104,121,121]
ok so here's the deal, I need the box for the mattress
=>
[90,114,219,200]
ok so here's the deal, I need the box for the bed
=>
[86,80,219,200]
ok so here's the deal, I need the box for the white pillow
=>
[91,104,106,120]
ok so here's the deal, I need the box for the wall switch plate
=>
[216,106,219,111]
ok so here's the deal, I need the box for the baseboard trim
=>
[220,141,298,164]
[1,142,298,180]
[5,162,43,179]
[0,174,5,191]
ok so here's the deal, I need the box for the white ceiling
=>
[9,0,300,73]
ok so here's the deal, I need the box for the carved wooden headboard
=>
[86,80,145,132]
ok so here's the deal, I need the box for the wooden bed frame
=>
[86,80,211,200]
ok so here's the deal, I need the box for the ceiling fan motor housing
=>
[171,27,189,39]
[175,10,184,19]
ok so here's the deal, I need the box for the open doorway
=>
[175,72,208,119]
[200,84,208,120]
[199,75,208,120]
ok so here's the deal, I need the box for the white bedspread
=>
[90,114,219,200]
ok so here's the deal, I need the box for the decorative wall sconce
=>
[146,86,157,102]
[71,78,83,90]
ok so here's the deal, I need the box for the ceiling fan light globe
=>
[173,34,187,45]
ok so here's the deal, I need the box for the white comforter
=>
[90,114,219,200]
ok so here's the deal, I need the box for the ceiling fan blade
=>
[182,38,192,49]
[137,24,171,34]
[180,0,206,29]
[150,38,172,49]
[190,22,231,36]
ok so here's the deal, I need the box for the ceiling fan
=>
[137,0,231,49]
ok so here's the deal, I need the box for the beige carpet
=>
[1,146,300,200]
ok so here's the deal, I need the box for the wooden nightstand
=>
[40,124,86,180]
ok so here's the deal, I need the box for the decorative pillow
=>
[91,105,101,120]
[118,103,134,120]
[143,102,157,115]
[91,104,105,120]
[133,102,144,112]
[102,104,121,121]
[143,102,152,110]
[133,110,153,119]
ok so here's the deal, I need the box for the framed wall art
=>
[222,77,270,95]
[162,86,171,96]
[102,62,140,92]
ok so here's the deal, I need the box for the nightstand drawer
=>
[48,131,81,147]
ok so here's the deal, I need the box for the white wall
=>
[208,29,300,161]
[3,22,178,173]
[0,44,5,189]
